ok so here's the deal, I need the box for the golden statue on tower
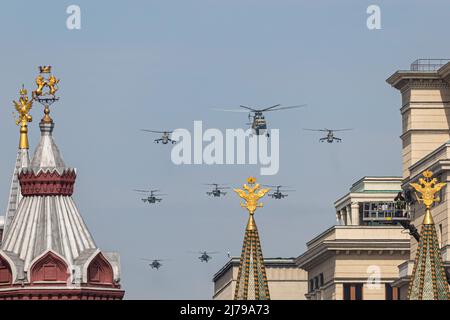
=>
[234,176,270,215]
[13,86,33,149]
[410,170,446,211]
[233,177,271,300]
[32,65,60,124]
[408,170,449,300]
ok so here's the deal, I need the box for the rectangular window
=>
[309,279,314,292]
[319,273,324,287]
[385,283,400,300]
[343,283,363,300]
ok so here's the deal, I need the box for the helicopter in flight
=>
[141,258,165,270]
[263,185,295,199]
[303,128,353,143]
[140,129,177,144]
[215,104,306,137]
[133,189,166,204]
[192,251,220,263]
[205,183,230,197]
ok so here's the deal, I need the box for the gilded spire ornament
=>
[408,170,450,300]
[32,65,60,123]
[233,177,271,300]
[13,86,33,149]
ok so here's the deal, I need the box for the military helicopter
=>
[140,129,177,144]
[303,128,353,143]
[215,104,306,137]
[141,258,165,270]
[205,183,230,197]
[263,185,295,199]
[191,251,220,263]
[133,189,166,203]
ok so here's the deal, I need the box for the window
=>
[343,283,363,300]
[314,277,319,290]
[309,279,314,292]
[385,283,400,300]
[319,273,324,287]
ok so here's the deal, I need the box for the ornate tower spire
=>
[233,177,271,300]
[0,66,123,300]
[3,87,33,239]
[408,170,450,300]
[13,86,33,150]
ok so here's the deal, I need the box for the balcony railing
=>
[410,59,450,71]
[361,201,410,222]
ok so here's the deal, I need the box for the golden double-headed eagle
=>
[13,88,33,126]
[410,170,446,209]
[234,177,270,215]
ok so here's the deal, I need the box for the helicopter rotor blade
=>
[141,129,172,134]
[264,104,307,112]
[332,128,354,132]
[239,105,258,112]
[260,104,281,112]
[211,108,249,113]
[133,189,150,193]
[303,128,329,132]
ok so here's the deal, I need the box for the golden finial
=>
[234,177,270,230]
[32,66,60,123]
[13,85,33,149]
[410,170,446,225]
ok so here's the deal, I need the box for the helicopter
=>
[205,183,230,197]
[141,258,165,270]
[263,185,295,199]
[303,128,353,143]
[140,129,177,144]
[133,189,166,204]
[192,251,220,263]
[215,104,306,137]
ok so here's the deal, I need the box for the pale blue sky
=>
[1,0,450,299]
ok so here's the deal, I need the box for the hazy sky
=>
[1,0,450,299]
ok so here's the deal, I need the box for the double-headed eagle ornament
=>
[234,177,270,215]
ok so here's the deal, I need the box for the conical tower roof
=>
[234,216,270,300]
[408,170,450,300]
[234,177,270,300]
[408,210,450,299]
[1,121,96,271]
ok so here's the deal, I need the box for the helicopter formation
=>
[136,103,355,272]
[141,251,220,270]
[141,104,354,142]
[135,183,296,203]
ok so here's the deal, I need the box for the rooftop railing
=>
[410,59,450,71]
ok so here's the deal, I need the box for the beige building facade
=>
[213,258,308,300]
[297,177,410,300]
[387,59,450,297]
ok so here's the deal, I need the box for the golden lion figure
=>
[47,75,59,95]
[33,75,46,98]
[32,74,59,98]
